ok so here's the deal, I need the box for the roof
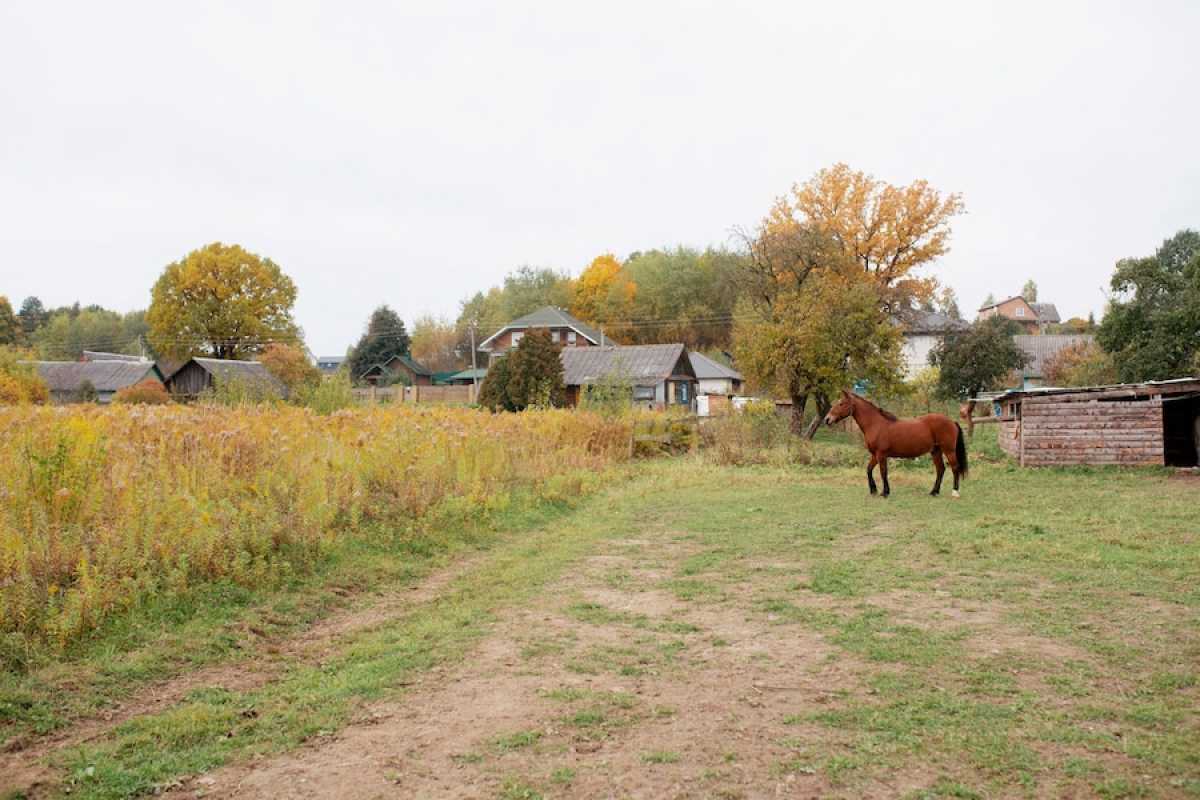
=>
[176,358,287,395]
[379,353,432,376]
[479,306,604,350]
[560,344,690,387]
[82,351,145,362]
[993,377,1200,404]
[978,295,1029,313]
[904,310,970,335]
[30,360,163,393]
[1030,303,1061,323]
[689,351,743,381]
[446,367,488,381]
[1014,334,1093,378]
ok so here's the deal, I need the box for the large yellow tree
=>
[734,224,903,436]
[780,163,964,313]
[570,253,636,330]
[147,243,300,360]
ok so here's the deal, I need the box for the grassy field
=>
[2,424,1198,798]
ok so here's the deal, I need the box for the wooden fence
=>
[351,384,477,405]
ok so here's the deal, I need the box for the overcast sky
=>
[2,1,1197,356]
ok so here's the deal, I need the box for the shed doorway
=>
[1162,394,1200,467]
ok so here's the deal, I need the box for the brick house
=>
[977,296,1061,334]
[478,307,608,362]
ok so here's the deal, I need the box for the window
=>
[1015,307,1025,317]
[633,386,655,401]
[675,381,690,404]
[511,331,524,346]
[567,330,577,344]
[551,330,560,343]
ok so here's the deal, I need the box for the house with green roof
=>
[359,353,433,386]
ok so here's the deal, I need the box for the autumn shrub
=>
[699,399,791,465]
[1042,339,1119,387]
[295,371,355,415]
[0,348,49,405]
[0,404,634,663]
[112,380,171,405]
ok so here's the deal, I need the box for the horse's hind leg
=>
[867,453,878,496]
[930,448,945,496]
[946,446,961,498]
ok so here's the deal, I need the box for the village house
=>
[901,310,969,379]
[359,354,433,386]
[478,306,608,361]
[315,355,345,374]
[164,357,287,399]
[689,352,744,396]
[560,344,697,410]
[29,359,165,404]
[977,296,1061,334]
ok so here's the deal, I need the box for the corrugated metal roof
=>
[993,376,1200,403]
[479,306,605,349]
[188,358,287,395]
[560,344,688,387]
[1014,334,1093,378]
[30,361,162,393]
[689,351,743,381]
[447,367,488,381]
[82,351,145,362]
[903,310,970,335]
[1031,303,1061,323]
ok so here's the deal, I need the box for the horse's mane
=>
[854,393,898,422]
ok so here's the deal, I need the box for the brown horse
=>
[824,390,968,498]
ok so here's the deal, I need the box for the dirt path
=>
[0,554,486,799]
[158,530,886,800]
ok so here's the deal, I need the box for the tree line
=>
[5,164,1197,414]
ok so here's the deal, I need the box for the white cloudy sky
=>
[2,1,1197,356]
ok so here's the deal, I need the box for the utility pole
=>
[469,324,479,402]
[600,326,605,347]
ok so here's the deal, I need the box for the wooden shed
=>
[988,379,1200,467]
[164,358,287,400]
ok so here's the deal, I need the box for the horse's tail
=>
[955,423,969,478]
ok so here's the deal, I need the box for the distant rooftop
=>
[479,306,605,350]
[689,351,743,381]
[560,344,688,387]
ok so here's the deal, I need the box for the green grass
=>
[8,427,1200,798]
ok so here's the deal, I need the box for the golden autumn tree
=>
[410,314,464,372]
[147,243,300,360]
[783,163,964,313]
[734,223,903,436]
[259,342,322,393]
[570,253,636,330]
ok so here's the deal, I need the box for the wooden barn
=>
[988,379,1200,467]
[164,358,287,400]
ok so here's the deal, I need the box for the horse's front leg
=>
[866,453,878,496]
[879,456,891,498]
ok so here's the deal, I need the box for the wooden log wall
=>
[1019,396,1164,466]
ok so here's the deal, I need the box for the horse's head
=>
[824,390,855,426]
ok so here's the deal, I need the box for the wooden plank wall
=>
[1020,396,1164,466]
[998,418,1021,459]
